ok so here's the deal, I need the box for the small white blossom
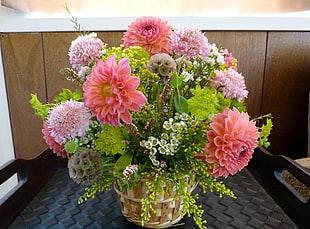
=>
[170,138,179,146]
[182,71,194,82]
[163,121,172,130]
[179,121,186,127]
[180,113,189,121]
[205,57,215,66]
[217,55,225,65]
[140,140,146,147]
[170,132,178,139]
[174,113,180,120]
[148,136,159,146]
[166,143,175,152]
[144,140,153,149]
[77,66,91,81]
[210,43,219,55]
[159,139,167,146]
[159,146,167,154]
[152,160,160,167]
[149,154,156,161]
[190,120,198,127]
[150,148,157,155]
[172,123,181,132]
[161,133,169,140]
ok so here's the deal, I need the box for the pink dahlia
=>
[46,100,93,145]
[69,32,104,71]
[210,69,248,101]
[122,16,173,55]
[204,107,259,178]
[170,27,211,59]
[42,121,67,158]
[83,55,147,126]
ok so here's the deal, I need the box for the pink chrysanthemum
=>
[69,32,104,71]
[83,55,147,126]
[170,27,211,59]
[122,16,173,55]
[204,107,259,178]
[210,69,248,101]
[46,100,93,145]
[42,121,67,158]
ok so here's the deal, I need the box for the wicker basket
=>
[114,177,195,228]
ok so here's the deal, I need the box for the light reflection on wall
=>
[2,0,310,15]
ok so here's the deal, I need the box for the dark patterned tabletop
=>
[8,168,297,229]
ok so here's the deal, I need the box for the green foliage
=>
[187,86,246,120]
[114,152,133,172]
[54,89,83,103]
[171,75,185,88]
[94,125,126,156]
[78,155,116,203]
[174,95,189,113]
[78,177,114,204]
[29,94,54,120]
[255,114,273,148]
[64,141,78,154]
[187,86,224,119]
[63,3,85,33]
[182,193,206,229]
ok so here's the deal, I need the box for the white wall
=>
[1,6,310,33]
[0,39,17,199]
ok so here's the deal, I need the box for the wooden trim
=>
[248,147,310,229]
[0,149,60,228]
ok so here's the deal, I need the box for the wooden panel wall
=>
[1,31,309,160]
[1,33,46,159]
[206,31,267,117]
[262,32,310,159]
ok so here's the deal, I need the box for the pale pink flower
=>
[69,32,104,71]
[170,27,211,59]
[46,100,93,144]
[42,121,67,158]
[83,55,147,126]
[122,16,173,55]
[203,107,259,178]
[222,49,238,71]
[123,164,139,179]
[210,69,248,101]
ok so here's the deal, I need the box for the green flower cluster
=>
[95,125,126,156]
[188,86,246,120]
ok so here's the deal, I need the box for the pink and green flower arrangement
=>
[30,15,272,229]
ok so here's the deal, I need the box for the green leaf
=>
[54,89,83,103]
[171,75,184,88]
[29,94,53,120]
[64,141,78,154]
[114,152,133,172]
[258,117,273,148]
[174,95,189,113]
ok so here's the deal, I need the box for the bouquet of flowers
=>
[30,14,272,229]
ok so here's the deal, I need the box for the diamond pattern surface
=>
[8,168,297,229]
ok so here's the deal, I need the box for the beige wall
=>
[2,0,310,14]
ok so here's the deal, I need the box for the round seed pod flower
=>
[68,149,103,186]
[147,53,176,83]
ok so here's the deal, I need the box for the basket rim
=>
[113,184,180,203]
